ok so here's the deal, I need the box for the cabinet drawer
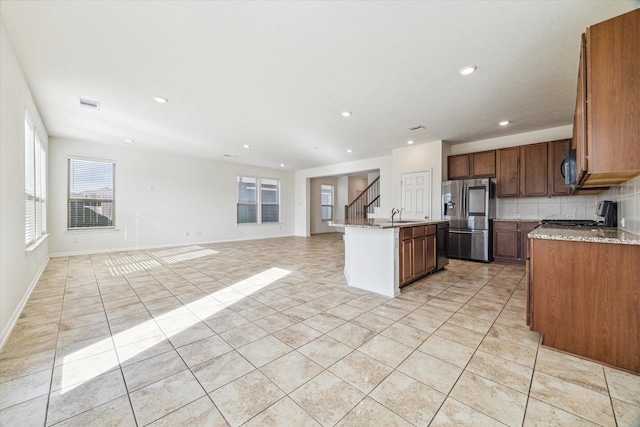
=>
[494,221,518,231]
[412,226,426,238]
[426,225,436,236]
[401,228,413,240]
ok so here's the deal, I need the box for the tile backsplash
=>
[497,195,598,221]
[596,174,640,234]
[496,174,640,235]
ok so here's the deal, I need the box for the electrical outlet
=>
[72,237,78,243]
[565,213,576,219]
[196,231,202,236]
[512,213,521,218]
[620,218,626,227]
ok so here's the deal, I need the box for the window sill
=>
[26,234,49,253]
[236,222,282,226]
[66,228,120,233]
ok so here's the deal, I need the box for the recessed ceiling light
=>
[153,96,168,103]
[407,140,415,145]
[341,111,352,117]
[243,144,251,149]
[458,66,477,76]
[346,149,353,153]
[124,138,134,143]
[280,163,285,167]
[498,120,510,126]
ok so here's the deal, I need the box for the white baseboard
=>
[48,234,297,258]
[0,256,50,351]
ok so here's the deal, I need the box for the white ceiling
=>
[1,1,637,170]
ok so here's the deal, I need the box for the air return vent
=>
[79,98,100,110]
[409,125,425,131]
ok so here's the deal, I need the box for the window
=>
[25,113,46,247]
[237,176,280,224]
[321,184,334,221]
[261,178,280,223]
[68,158,115,229]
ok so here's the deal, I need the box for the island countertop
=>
[329,219,448,229]
[529,225,640,246]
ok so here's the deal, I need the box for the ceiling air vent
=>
[409,125,425,131]
[79,98,100,110]
[297,143,322,150]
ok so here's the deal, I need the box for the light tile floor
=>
[1,233,639,426]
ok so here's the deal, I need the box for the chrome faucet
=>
[390,208,400,222]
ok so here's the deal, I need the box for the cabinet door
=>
[426,234,436,272]
[588,10,640,176]
[520,143,548,197]
[573,33,588,185]
[526,240,533,327]
[493,222,518,260]
[548,139,571,196]
[519,222,539,261]
[448,154,470,179]
[470,150,496,178]
[413,236,426,277]
[399,238,413,287]
[496,147,519,197]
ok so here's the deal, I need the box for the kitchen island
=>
[330,219,448,298]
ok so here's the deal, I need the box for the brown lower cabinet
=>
[493,221,538,264]
[528,238,640,373]
[399,225,437,287]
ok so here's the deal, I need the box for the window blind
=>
[321,184,334,221]
[68,158,115,228]
[24,114,35,245]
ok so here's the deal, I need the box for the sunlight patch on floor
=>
[59,266,291,393]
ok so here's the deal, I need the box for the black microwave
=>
[564,149,577,188]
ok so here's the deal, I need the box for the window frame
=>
[321,184,334,221]
[25,111,47,248]
[67,156,116,230]
[237,175,281,225]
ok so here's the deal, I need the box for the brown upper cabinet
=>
[573,10,640,189]
[497,142,560,198]
[496,146,520,197]
[519,142,548,197]
[447,150,496,180]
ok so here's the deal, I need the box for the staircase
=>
[344,176,380,221]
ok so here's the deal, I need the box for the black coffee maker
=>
[596,201,617,227]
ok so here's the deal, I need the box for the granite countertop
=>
[529,225,640,246]
[329,219,448,229]
[494,218,540,222]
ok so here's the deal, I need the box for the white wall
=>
[347,177,368,204]
[310,177,338,234]
[295,156,392,236]
[48,138,295,255]
[0,20,50,342]
[392,140,445,221]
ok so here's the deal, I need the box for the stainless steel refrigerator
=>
[442,178,496,262]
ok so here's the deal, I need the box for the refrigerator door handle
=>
[450,230,482,234]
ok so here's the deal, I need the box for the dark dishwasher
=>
[436,222,450,271]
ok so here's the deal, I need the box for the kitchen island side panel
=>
[344,227,400,298]
[530,238,640,373]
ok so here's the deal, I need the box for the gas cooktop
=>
[539,219,602,227]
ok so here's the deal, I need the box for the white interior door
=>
[401,171,431,220]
